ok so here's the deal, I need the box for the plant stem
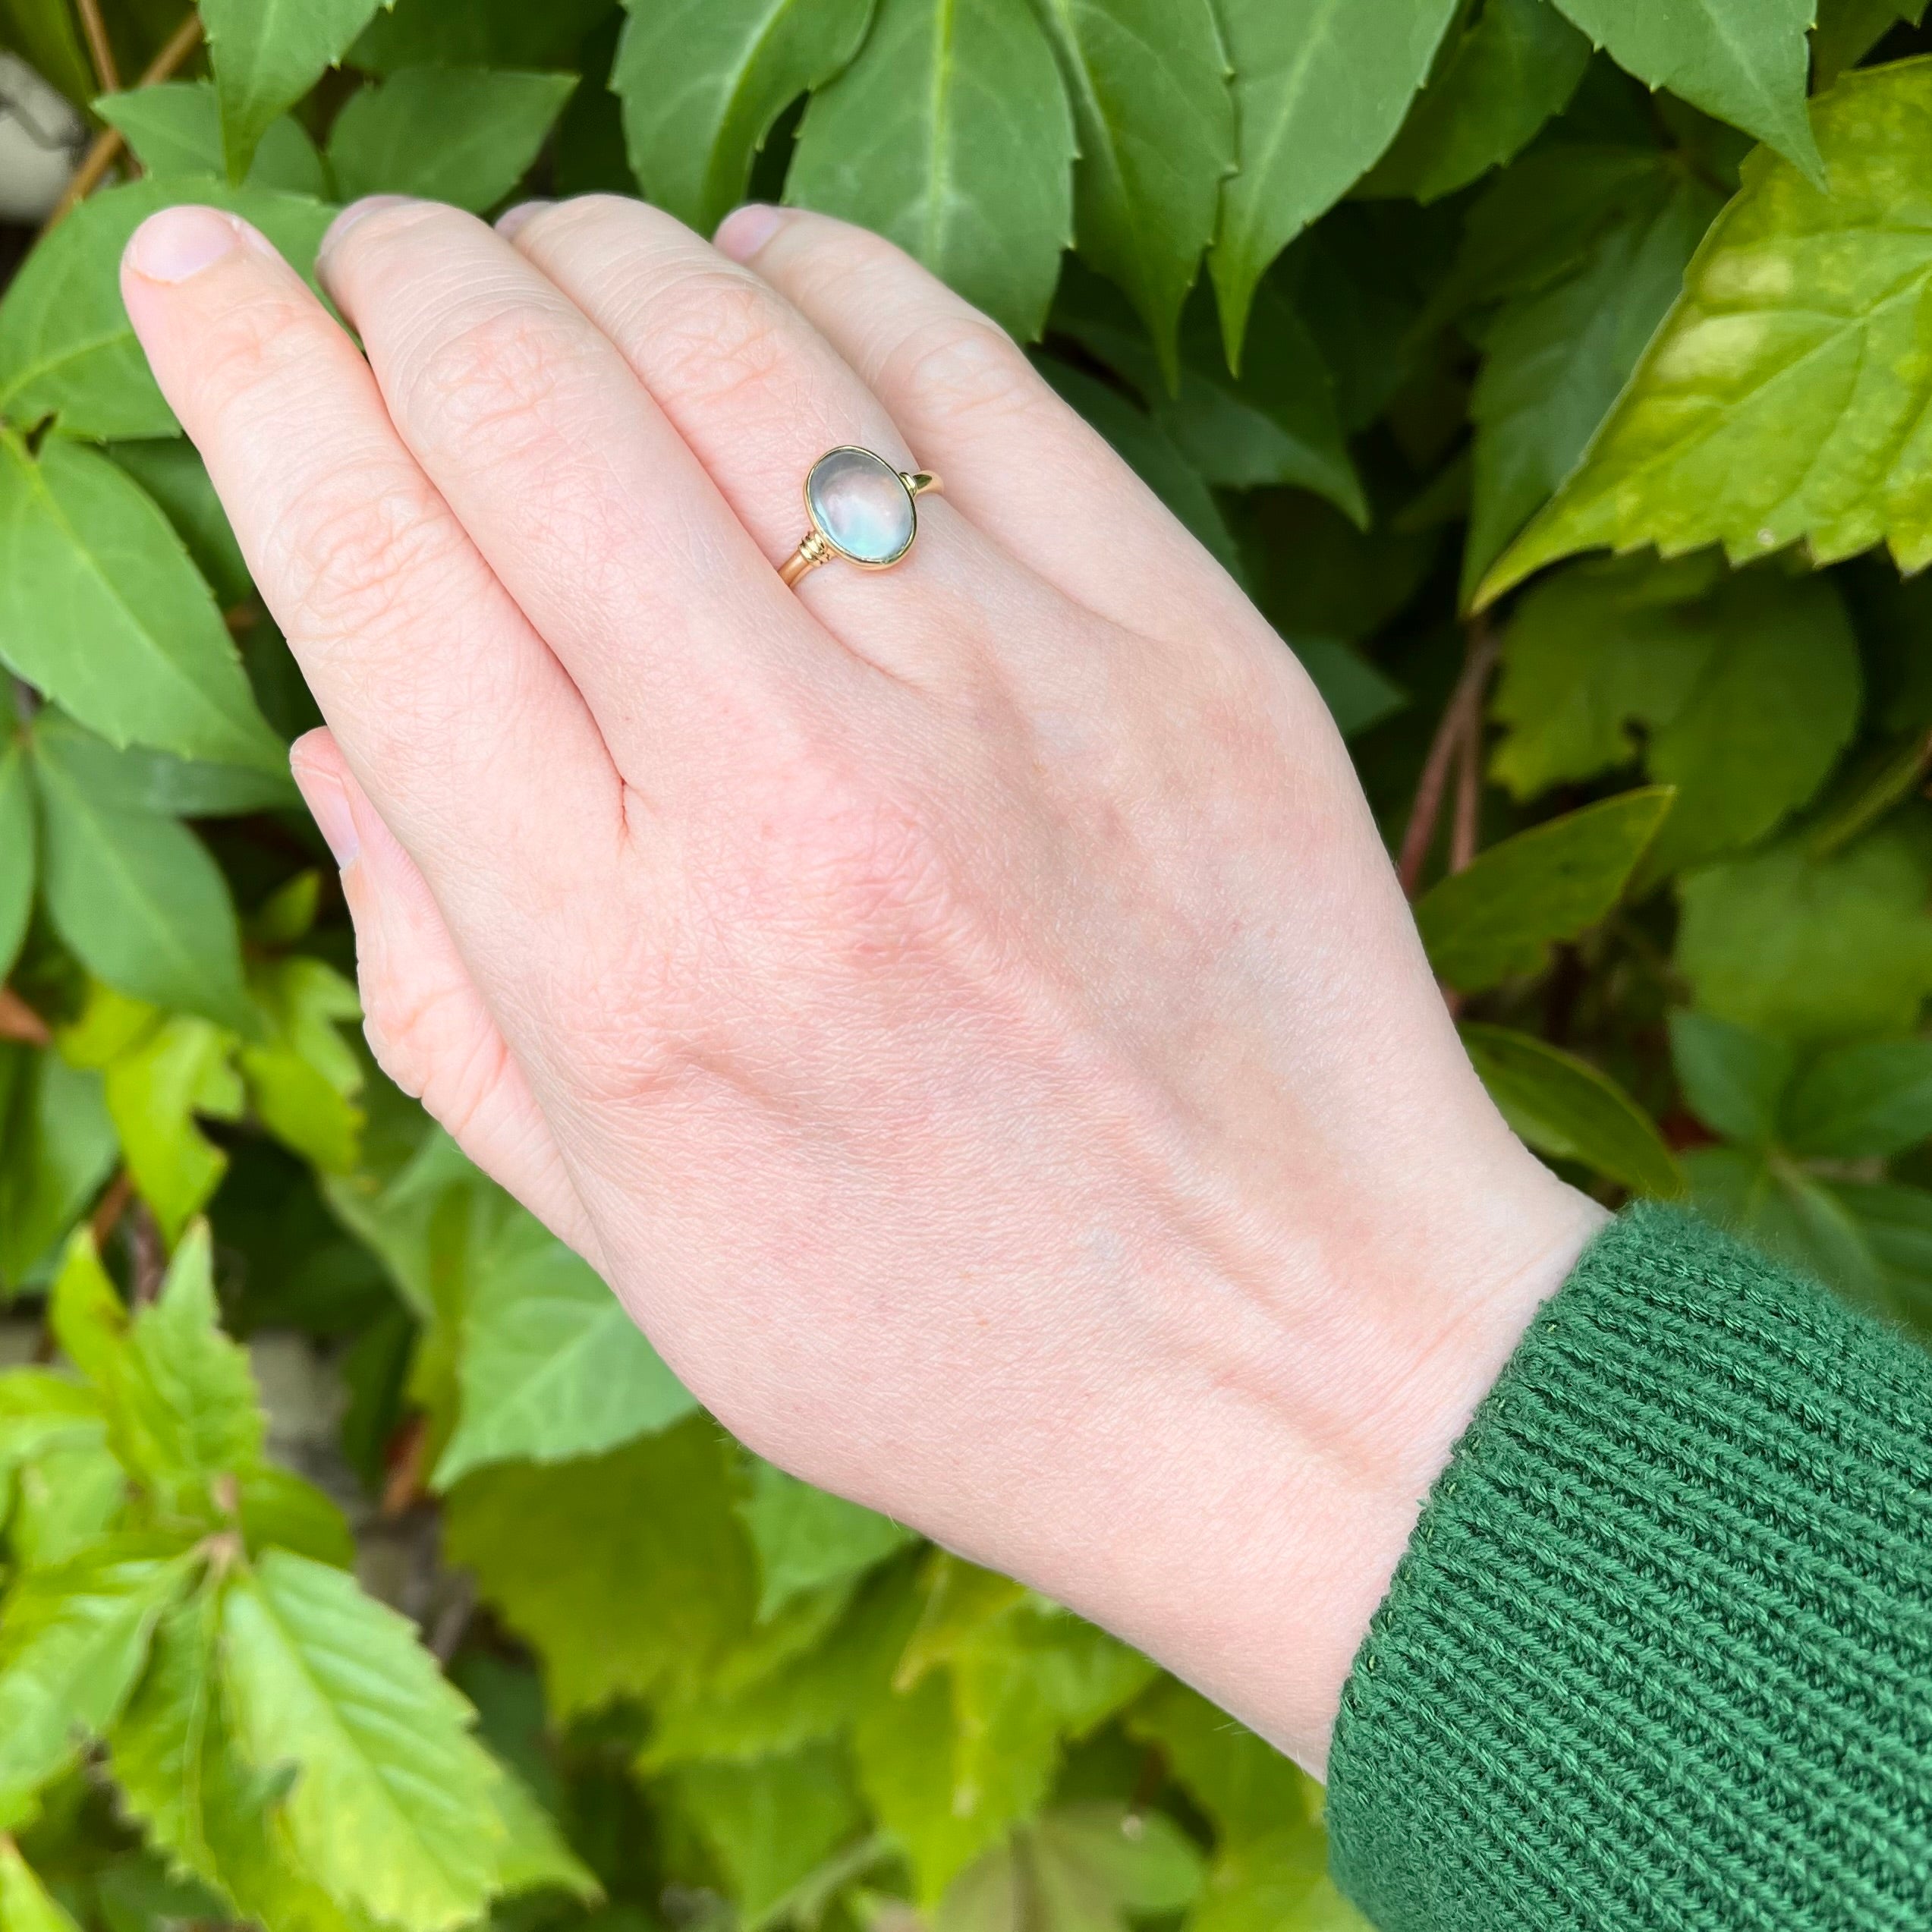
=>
[74,0,121,94]
[42,10,205,233]
[1398,616,1499,898]
[1450,719,1481,876]
[0,986,50,1044]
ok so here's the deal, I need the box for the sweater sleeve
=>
[1323,1204,1932,1931]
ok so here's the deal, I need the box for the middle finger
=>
[316,198,876,782]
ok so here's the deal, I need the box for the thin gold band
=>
[779,469,942,587]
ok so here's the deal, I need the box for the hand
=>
[121,194,1604,1772]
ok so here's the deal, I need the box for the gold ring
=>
[779,446,942,587]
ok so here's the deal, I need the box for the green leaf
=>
[0,180,338,442]
[1207,0,1459,367]
[1814,2,1926,91]
[1667,1010,1793,1147]
[34,760,253,1033]
[1675,823,1932,1047]
[1363,0,1591,205]
[0,738,31,983]
[0,1538,190,1818]
[240,956,365,1175]
[855,1566,1155,1902]
[220,1548,503,1931]
[445,1420,760,1718]
[1034,360,1243,579]
[1462,1022,1684,1196]
[0,1840,83,1932]
[1124,1679,1314,1849]
[1490,559,1861,878]
[0,436,282,773]
[486,1758,602,1904]
[236,1465,357,1570]
[0,1373,104,1475]
[101,1015,246,1244]
[94,81,327,195]
[30,710,294,824]
[1052,267,1364,524]
[0,1050,114,1293]
[738,1460,918,1621]
[1831,1178,1932,1323]
[328,67,578,212]
[432,1201,695,1487]
[935,1805,1202,1932]
[1415,787,1673,993]
[115,1224,266,1522]
[200,0,389,181]
[1550,0,1822,181]
[104,440,255,612]
[1781,1039,1932,1159]
[110,1575,394,1932]
[1683,1145,1891,1312]
[351,0,619,70]
[1461,156,1720,596]
[1483,61,1932,601]
[613,0,876,236]
[788,0,1077,341]
[669,1743,866,1922]
[1034,0,1234,385]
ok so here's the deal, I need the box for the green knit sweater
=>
[1325,1206,1932,1930]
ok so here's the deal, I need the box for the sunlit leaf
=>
[1484,61,1932,602]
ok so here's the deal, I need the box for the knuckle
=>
[881,313,1031,428]
[631,265,795,411]
[394,303,573,458]
[269,469,464,656]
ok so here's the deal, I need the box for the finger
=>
[290,731,601,1265]
[716,206,1253,643]
[119,206,623,956]
[313,197,891,757]
[500,194,1046,685]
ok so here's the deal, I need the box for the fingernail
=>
[290,747,360,869]
[497,199,553,241]
[715,203,786,263]
[124,206,247,283]
[320,194,420,261]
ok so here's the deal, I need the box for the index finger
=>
[119,203,623,945]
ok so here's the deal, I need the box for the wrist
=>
[981,1151,1608,1775]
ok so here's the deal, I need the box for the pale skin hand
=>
[121,194,1606,1774]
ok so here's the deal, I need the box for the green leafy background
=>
[3,2,1932,1929]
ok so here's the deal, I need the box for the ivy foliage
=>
[2,2,1932,1930]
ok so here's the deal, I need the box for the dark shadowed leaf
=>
[1209,0,1458,367]
[1668,1011,1792,1148]
[1462,1023,1684,1196]
[1782,1039,1932,1160]
[1417,788,1673,993]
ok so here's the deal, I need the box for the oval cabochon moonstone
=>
[807,448,916,565]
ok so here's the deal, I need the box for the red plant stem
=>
[42,11,205,233]
[1398,618,1500,898]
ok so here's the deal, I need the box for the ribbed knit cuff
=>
[1326,1204,1932,1931]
